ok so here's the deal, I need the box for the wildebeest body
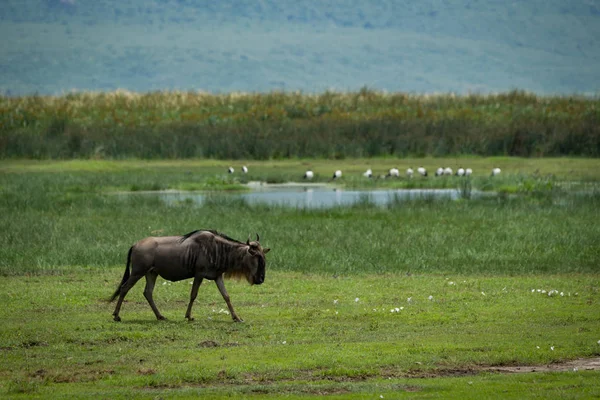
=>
[110,230,269,322]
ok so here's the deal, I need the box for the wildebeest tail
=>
[109,246,132,302]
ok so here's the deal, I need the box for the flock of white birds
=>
[227,165,502,180]
[316,166,502,180]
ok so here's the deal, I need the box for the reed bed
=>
[1,89,599,159]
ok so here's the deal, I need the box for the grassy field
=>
[2,90,599,159]
[2,270,599,398]
[1,157,599,398]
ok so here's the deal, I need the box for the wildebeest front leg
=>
[144,271,166,320]
[185,276,203,321]
[215,275,243,322]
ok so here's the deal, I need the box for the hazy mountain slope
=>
[1,0,599,95]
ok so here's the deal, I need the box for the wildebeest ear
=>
[263,248,270,254]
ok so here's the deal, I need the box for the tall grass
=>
[1,167,599,276]
[1,89,599,159]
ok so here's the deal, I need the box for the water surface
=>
[126,184,483,208]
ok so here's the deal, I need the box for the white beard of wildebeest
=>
[109,230,270,322]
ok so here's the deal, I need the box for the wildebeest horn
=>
[246,235,251,245]
[256,233,260,242]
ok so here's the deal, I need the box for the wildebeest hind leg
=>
[144,271,166,320]
[112,274,144,322]
[215,275,243,322]
[185,276,203,321]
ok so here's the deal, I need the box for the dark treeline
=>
[1,89,599,159]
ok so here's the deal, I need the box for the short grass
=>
[0,157,599,397]
[1,269,599,398]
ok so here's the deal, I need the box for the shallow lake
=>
[125,184,486,208]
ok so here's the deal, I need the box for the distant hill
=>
[1,0,599,95]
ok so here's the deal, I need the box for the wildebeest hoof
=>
[113,315,121,322]
[186,317,195,321]
[233,318,244,323]
[157,316,167,321]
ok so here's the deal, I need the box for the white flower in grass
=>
[550,346,555,351]
[597,340,600,345]
[481,292,486,296]
[536,346,540,349]
[531,289,535,293]
[355,297,360,302]
[560,292,564,296]
[428,295,433,301]
[333,299,338,304]
[282,341,287,345]
[407,297,412,303]
[448,281,455,286]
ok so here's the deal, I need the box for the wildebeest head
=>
[242,233,270,285]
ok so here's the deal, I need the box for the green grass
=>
[2,90,599,159]
[1,270,599,398]
[0,158,599,397]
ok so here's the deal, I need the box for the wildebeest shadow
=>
[112,318,240,325]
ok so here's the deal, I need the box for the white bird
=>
[465,168,473,176]
[435,167,444,177]
[443,167,453,176]
[456,167,465,177]
[363,169,373,178]
[332,170,342,179]
[303,170,314,180]
[491,167,501,176]
[242,165,248,173]
[406,167,414,178]
[227,167,234,174]
[417,166,427,177]
[387,168,400,178]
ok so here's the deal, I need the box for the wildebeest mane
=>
[224,269,248,281]
[180,229,245,245]
[224,249,266,283]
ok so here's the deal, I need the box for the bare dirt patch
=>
[485,357,600,374]
[137,368,156,376]
[403,357,600,378]
[198,340,219,348]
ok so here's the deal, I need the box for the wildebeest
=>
[109,230,270,322]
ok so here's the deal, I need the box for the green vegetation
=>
[2,90,599,159]
[1,270,599,398]
[0,158,599,397]
[1,157,599,276]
